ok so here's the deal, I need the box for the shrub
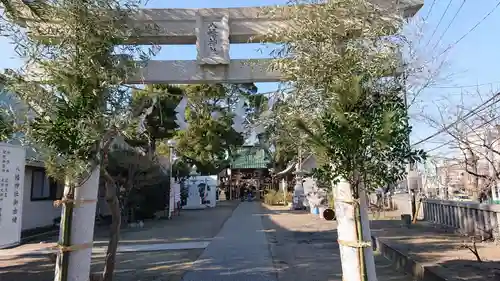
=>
[264,190,287,205]
[285,192,293,204]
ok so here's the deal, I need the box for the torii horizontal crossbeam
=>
[126,2,423,45]
[127,59,283,84]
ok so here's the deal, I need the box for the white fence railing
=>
[422,199,500,236]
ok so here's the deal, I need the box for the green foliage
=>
[260,0,406,172]
[0,0,156,182]
[129,84,183,146]
[260,99,300,170]
[173,84,254,174]
[172,157,191,180]
[260,0,423,193]
[264,190,283,205]
[0,109,13,141]
[106,145,169,220]
[264,190,292,205]
[298,76,426,192]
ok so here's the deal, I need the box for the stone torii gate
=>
[17,2,423,281]
[126,3,422,84]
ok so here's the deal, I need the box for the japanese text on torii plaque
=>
[196,14,230,65]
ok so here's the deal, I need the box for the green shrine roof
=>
[231,146,270,169]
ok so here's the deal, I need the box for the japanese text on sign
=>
[12,166,21,224]
[206,22,218,53]
[0,144,26,249]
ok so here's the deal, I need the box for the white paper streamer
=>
[175,112,189,130]
[210,111,221,120]
[137,97,158,134]
[267,94,276,110]
[175,96,188,113]
[175,96,189,131]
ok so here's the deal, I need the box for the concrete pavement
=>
[1,200,417,281]
[261,204,414,281]
[0,200,240,281]
[372,206,500,281]
[182,202,276,281]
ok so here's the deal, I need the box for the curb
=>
[372,235,454,281]
[21,229,59,244]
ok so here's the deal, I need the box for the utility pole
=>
[487,130,498,202]
[401,62,417,219]
[444,160,450,200]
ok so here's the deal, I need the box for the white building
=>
[0,89,64,234]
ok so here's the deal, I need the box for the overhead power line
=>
[412,91,500,146]
[423,0,437,22]
[426,116,500,153]
[431,80,500,89]
[439,1,500,56]
[425,114,500,153]
[425,0,453,48]
[431,0,466,51]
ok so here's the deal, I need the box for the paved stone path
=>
[182,202,276,281]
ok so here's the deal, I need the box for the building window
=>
[30,168,61,201]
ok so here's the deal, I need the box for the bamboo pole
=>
[54,182,74,281]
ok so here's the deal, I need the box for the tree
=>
[260,98,301,171]
[299,76,425,190]
[423,90,500,201]
[0,110,13,141]
[0,1,158,280]
[264,0,425,280]
[129,84,184,153]
[173,84,256,175]
[106,142,168,223]
[128,83,260,175]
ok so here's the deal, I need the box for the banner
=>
[0,144,26,249]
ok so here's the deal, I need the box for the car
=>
[454,195,472,201]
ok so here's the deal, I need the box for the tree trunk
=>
[102,179,121,281]
[119,181,133,227]
[334,178,377,281]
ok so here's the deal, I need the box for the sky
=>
[1,0,499,158]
